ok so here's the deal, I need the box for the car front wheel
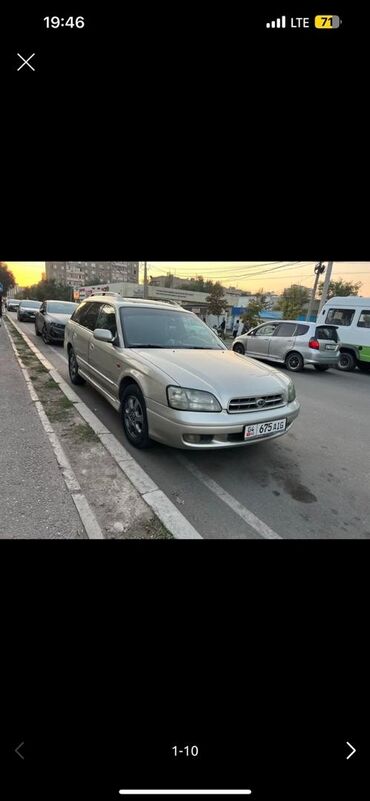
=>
[121,384,151,449]
[285,352,304,372]
[68,347,85,385]
[233,342,245,355]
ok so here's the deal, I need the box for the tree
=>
[318,278,362,298]
[206,281,227,322]
[165,273,174,288]
[19,279,72,302]
[277,284,310,319]
[0,262,16,294]
[242,288,269,327]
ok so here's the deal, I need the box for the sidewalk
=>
[0,322,85,538]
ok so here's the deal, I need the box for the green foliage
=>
[206,282,227,319]
[0,262,16,294]
[243,288,269,326]
[19,279,73,302]
[276,284,310,319]
[318,278,362,298]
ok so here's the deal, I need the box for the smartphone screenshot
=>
[1,5,368,801]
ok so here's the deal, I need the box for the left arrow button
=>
[15,741,25,760]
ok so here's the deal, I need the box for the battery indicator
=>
[315,15,341,28]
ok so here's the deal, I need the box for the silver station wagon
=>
[233,320,340,372]
[65,297,300,449]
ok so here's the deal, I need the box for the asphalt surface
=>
[0,322,85,538]
[13,316,370,539]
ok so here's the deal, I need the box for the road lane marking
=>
[177,456,281,539]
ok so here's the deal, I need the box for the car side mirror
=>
[93,328,114,343]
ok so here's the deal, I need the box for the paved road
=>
[14,318,370,539]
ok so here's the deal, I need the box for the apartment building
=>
[45,262,139,288]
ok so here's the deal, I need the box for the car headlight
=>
[167,386,222,412]
[287,381,296,403]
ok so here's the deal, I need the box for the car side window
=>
[95,304,117,338]
[325,308,355,326]
[71,301,90,324]
[79,302,102,331]
[274,323,297,337]
[255,324,278,337]
[295,324,310,336]
[357,310,370,328]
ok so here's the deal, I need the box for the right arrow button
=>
[346,741,356,760]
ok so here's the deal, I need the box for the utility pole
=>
[306,262,326,321]
[317,261,333,317]
[143,261,148,298]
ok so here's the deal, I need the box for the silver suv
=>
[233,320,340,372]
[64,297,299,450]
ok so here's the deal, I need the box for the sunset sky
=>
[5,261,370,295]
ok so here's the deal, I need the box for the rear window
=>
[315,325,338,342]
[20,300,41,308]
[325,308,355,326]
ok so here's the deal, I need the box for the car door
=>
[245,323,280,357]
[268,322,298,362]
[71,301,102,375]
[88,303,120,399]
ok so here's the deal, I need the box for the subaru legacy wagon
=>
[65,297,300,449]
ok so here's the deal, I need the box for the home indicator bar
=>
[119,793,252,797]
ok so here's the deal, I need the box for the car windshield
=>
[120,307,225,349]
[20,300,41,308]
[47,302,77,314]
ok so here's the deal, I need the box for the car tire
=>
[314,365,330,372]
[121,384,152,449]
[233,343,245,355]
[35,323,41,336]
[285,352,304,372]
[337,351,356,372]
[68,347,85,385]
[42,325,50,344]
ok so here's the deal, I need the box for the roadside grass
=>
[71,423,100,443]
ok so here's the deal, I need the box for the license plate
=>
[244,419,287,439]
[325,344,336,350]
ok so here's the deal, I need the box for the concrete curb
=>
[4,321,104,539]
[6,317,203,540]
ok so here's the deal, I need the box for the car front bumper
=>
[49,326,66,341]
[146,399,300,449]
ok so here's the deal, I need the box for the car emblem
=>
[256,398,266,408]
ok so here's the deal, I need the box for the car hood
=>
[134,348,292,406]
[46,313,71,324]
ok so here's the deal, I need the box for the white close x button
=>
[17,53,36,72]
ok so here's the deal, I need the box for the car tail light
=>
[309,338,320,350]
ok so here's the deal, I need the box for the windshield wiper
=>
[129,344,167,348]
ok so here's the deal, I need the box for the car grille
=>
[228,394,285,413]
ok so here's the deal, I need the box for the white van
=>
[317,296,370,371]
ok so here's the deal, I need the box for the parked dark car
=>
[35,300,78,344]
[7,298,21,312]
[17,300,42,321]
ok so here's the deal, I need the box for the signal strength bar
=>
[266,16,286,29]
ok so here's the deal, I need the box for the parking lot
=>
[15,318,370,539]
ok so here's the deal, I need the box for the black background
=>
[1,3,369,800]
